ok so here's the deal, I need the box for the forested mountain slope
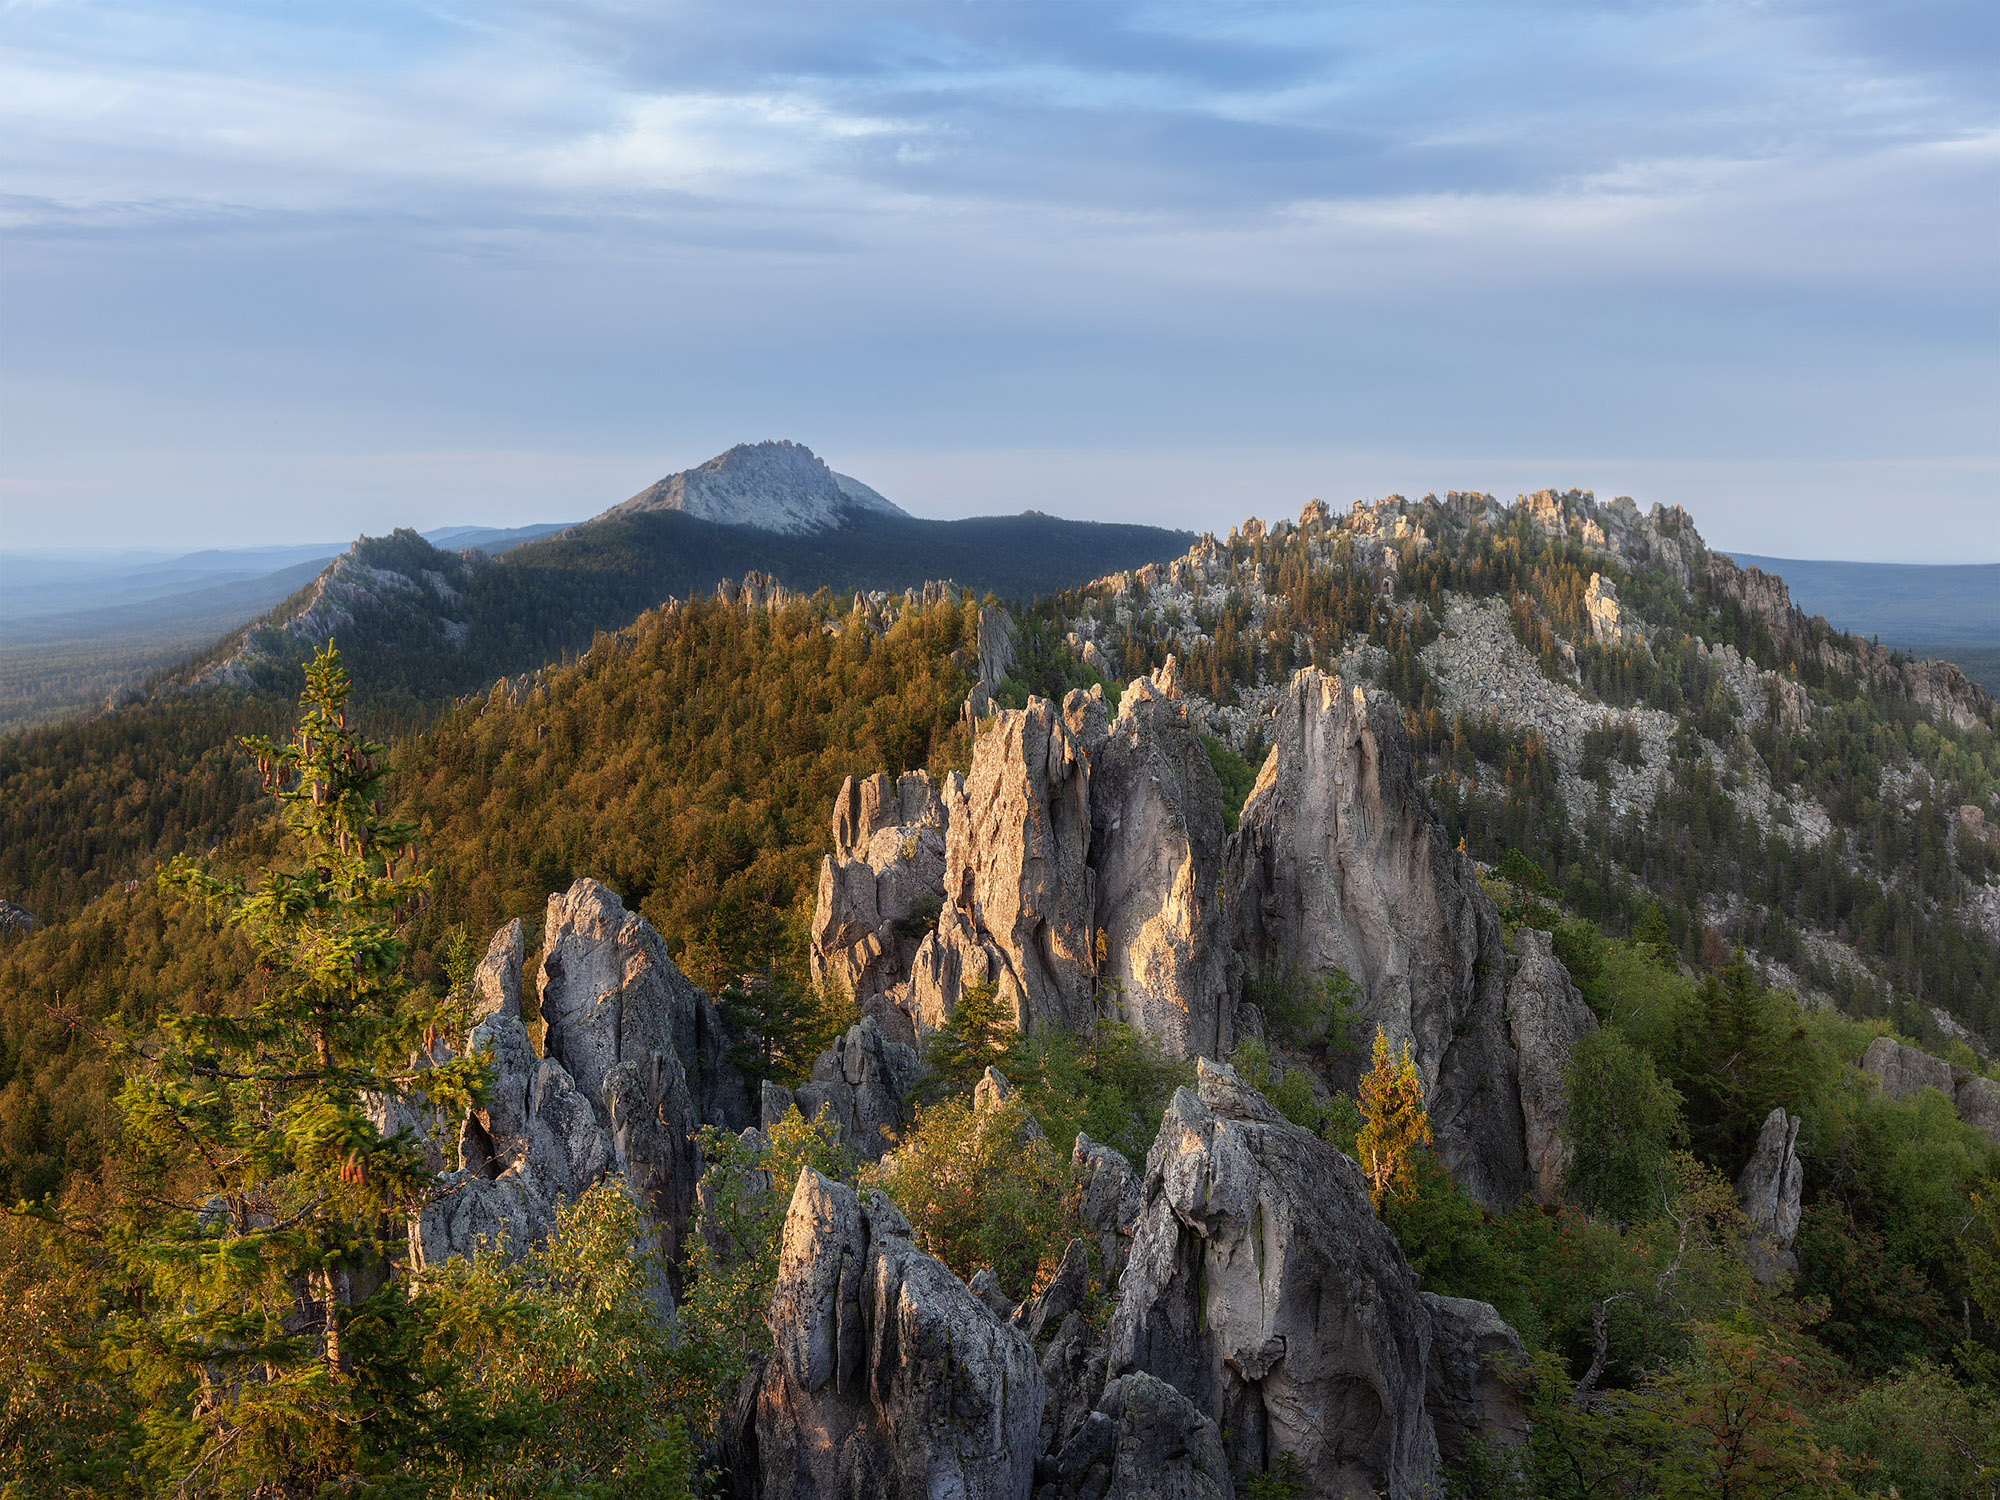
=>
[157,507,1191,716]
[1021,490,2000,1050]
[7,488,2000,1497]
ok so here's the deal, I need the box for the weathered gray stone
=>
[917,701,1097,1037]
[409,1163,556,1271]
[1107,1059,1440,1498]
[1956,1074,2000,1146]
[968,1267,1017,1322]
[469,918,524,1025]
[793,1017,921,1160]
[761,1080,797,1134]
[1088,681,1234,1060]
[1737,1108,1804,1283]
[1045,1372,1233,1500]
[978,607,1018,687]
[1015,1237,1090,1342]
[535,878,756,1284]
[1861,1035,1956,1102]
[538,877,754,1134]
[812,771,947,1044]
[1224,668,1530,1209]
[750,1170,1044,1500]
[1506,928,1597,1206]
[1422,1293,1530,1468]
[1073,1132,1144,1285]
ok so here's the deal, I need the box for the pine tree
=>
[1356,1029,1431,1207]
[114,644,487,1492]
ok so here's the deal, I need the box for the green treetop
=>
[115,643,488,1493]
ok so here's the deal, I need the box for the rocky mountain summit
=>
[603,440,905,534]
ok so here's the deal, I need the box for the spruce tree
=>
[115,644,485,1492]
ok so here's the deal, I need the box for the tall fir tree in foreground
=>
[117,644,487,1493]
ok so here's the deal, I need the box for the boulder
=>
[916,701,1098,1037]
[1224,668,1530,1209]
[1956,1075,2000,1146]
[1505,929,1597,1206]
[1088,681,1235,1060]
[1860,1036,1956,1102]
[793,1017,921,1160]
[1106,1059,1440,1498]
[409,1163,556,1271]
[1736,1108,1804,1283]
[1421,1294,1530,1468]
[1043,1372,1233,1500]
[749,1170,1044,1500]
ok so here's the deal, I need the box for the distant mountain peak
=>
[602,440,906,535]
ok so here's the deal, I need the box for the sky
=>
[2,0,1996,560]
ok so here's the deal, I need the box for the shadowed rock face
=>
[749,1170,1044,1500]
[915,698,1098,1036]
[1737,1107,1804,1283]
[1506,928,1598,1206]
[1422,1294,1530,1468]
[1107,1059,1441,1499]
[1089,679,1235,1060]
[791,1017,921,1161]
[1224,669,1529,1209]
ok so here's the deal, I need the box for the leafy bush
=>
[863,1093,1078,1303]
[423,1180,698,1500]
[1562,1028,1686,1224]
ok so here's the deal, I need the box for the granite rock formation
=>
[791,1017,922,1161]
[748,1169,1044,1500]
[1106,1059,1442,1498]
[1862,1035,2000,1145]
[1505,928,1598,1206]
[1087,675,1235,1059]
[1224,669,1530,1208]
[912,698,1097,1036]
[1422,1293,1531,1468]
[1736,1107,1805,1283]
[810,772,947,1045]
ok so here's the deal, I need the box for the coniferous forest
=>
[5,491,2000,1500]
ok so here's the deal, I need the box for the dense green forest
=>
[178,508,1191,718]
[5,496,2000,1496]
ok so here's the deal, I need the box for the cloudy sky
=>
[3,0,1995,558]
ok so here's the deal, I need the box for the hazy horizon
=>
[4,2,1995,559]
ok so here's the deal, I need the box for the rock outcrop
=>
[912,698,1098,1036]
[1736,1107,1804,1282]
[791,1017,921,1160]
[748,1169,1044,1500]
[1073,1131,1144,1284]
[1040,1372,1233,1500]
[1107,1059,1441,1498]
[1421,1293,1530,1468]
[1505,928,1597,1206]
[537,879,755,1279]
[1225,669,1530,1208]
[1087,676,1235,1059]
[811,772,947,1044]
[1862,1035,2000,1145]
